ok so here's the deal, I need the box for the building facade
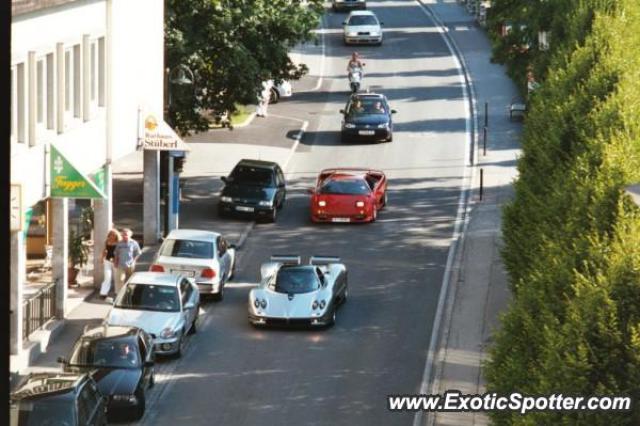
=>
[10,0,164,368]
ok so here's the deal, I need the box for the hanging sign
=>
[50,144,107,199]
[139,114,191,151]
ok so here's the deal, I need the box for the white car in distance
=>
[343,10,384,45]
[150,229,236,302]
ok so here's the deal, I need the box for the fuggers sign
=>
[50,144,107,199]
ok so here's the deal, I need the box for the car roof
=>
[236,159,279,169]
[11,372,87,401]
[128,272,181,287]
[81,324,141,340]
[165,229,219,242]
[348,10,377,17]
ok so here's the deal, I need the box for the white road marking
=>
[412,2,478,426]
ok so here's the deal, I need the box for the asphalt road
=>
[138,2,468,425]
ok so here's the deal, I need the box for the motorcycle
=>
[348,65,364,93]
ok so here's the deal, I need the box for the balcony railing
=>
[22,281,57,341]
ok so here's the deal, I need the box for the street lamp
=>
[166,64,195,117]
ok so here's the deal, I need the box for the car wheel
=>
[371,206,378,222]
[134,389,146,420]
[149,372,155,388]
[386,133,393,142]
[267,208,277,223]
[341,286,348,304]
[172,333,185,359]
[277,195,285,210]
[381,192,388,208]
[270,87,279,104]
[327,307,337,327]
[213,284,224,302]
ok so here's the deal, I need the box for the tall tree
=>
[165,0,323,134]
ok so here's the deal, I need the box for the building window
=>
[17,63,26,143]
[11,67,16,142]
[46,53,55,130]
[91,42,97,102]
[98,37,105,107]
[37,59,44,125]
[65,49,72,114]
[73,44,81,118]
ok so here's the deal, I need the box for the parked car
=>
[309,168,388,223]
[150,229,236,301]
[343,10,383,45]
[10,372,108,426]
[58,325,155,421]
[333,0,366,12]
[105,272,199,358]
[340,93,396,143]
[249,255,348,328]
[218,159,287,223]
[268,80,292,104]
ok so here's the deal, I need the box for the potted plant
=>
[68,230,89,286]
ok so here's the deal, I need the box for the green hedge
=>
[485,0,640,424]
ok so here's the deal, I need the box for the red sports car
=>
[309,168,387,223]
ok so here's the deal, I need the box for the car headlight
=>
[220,196,233,203]
[356,201,365,208]
[112,394,137,403]
[160,327,178,339]
[348,32,358,37]
[254,298,267,309]
[344,123,356,129]
[258,200,273,207]
[371,32,381,36]
[312,300,326,310]
[377,123,389,128]
[312,301,319,310]
[319,300,326,309]
[260,299,267,309]
[318,200,326,207]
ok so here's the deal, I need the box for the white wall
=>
[11,0,165,209]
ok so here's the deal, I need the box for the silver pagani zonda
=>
[248,255,348,327]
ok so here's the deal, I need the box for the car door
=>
[137,335,152,390]
[78,381,102,426]
[216,237,230,280]
[275,166,286,207]
[180,278,196,327]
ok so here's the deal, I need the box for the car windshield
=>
[114,284,180,312]
[10,399,75,426]
[159,239,213,259]
[347,98,387,116]
[230,166,274,186]
[274,267,320,294]
[319,178,371,195]
[69,337,140,369]
[348,15,378,26]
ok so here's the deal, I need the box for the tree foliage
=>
[165,0,323,134]
[485,0,640,424]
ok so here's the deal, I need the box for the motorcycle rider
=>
[347,52,364,73]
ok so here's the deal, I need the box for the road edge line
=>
[413,2,479,426]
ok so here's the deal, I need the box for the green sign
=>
[50,144,107,199]
[90,166,106,193]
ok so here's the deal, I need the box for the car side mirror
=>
[380,22,385,26]
[57,356,67,364]
[221,176,229,184]
[343,21,347,25]
[184,301,195,310]
[339,109,345,114]
[228,243,237,250]
[144,360,154,367]
[307,188,315,194]
[391,109,397,114]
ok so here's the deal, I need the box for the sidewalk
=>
[420,2,520,425]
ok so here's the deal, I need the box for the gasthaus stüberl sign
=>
[140,114,190,151]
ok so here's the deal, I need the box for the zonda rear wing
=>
[270,255,301,265]
[309,256,341,265]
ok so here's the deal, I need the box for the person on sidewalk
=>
[99,228,121,299]
[113,228,141,294]
[256,80,272,118]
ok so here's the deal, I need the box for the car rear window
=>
[160,239,213,259]
[115,284,180,312]
[231,166,274,186]
[319,178,371,195]
[275,267,320,294]
[69,337,140,369]
[348,15,378,26]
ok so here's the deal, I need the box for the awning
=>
[139,114,190,151]
[50,144,107,199]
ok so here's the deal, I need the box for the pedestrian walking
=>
[256,80,272,118]
[113,228,142,294]
[99,228,121,299]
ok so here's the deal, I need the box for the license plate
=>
[358,130,375,136]
[236,206,254,212]
[331,218,350,223]
[171,269,195,277]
